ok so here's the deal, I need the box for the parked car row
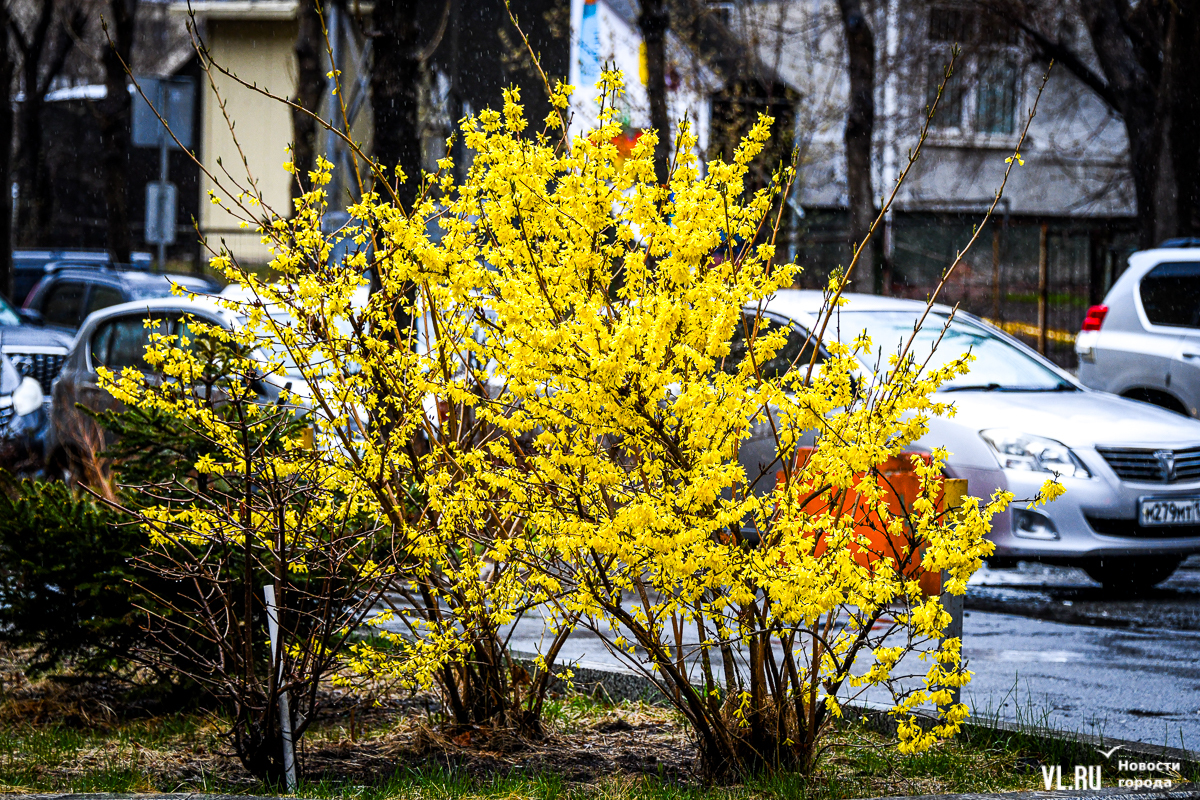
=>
[23,266,218,333]
[10,242,1200,591]
[0,252,221,469]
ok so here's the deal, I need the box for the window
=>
[89,322,111,367]
[85,284,125,316]
[42,281,87,328]
[975,57,1019,134]
[721,313,823,379]
[926,51,964,130]
[90,313,227,373]
[926,5,1020,136]
[90,315,172,371]
[928,6,969,43]
[1140,262,1200,328]
[126,278,173,301]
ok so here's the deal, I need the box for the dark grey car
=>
[11,250,153,305]
[23,268,220,334]
[0,293,73,465]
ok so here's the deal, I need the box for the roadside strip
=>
[512,651,1200,773]
[12,791,1200,800]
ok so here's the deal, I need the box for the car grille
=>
[1086,515,1200,539]
[5,350,67,394]
[1095,445,1200,484]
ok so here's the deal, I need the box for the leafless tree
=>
[0,1,14,300]
[98,0,136,262]
[11,0,87,247]
[638,0,671,185]
[669,1,799,186]
[370,0,423,211]
[291,0,325,201]
[837,0,877,288]
[993,0,1200,247]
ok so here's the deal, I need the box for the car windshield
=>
[0,294,20,326]
[833,310,1074,391]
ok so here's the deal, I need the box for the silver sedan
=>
[735,290,1200,591]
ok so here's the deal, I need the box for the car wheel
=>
[1120,388,1189,416]
[1083,556,1181,592]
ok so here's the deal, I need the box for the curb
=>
[843,700,1200,769]
[10,796,279,800]
[961,594,1200,632]
[10,787,1200,800]
[856,789,1200,800]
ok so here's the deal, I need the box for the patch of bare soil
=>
[298,691,696,786]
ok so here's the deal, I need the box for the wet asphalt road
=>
[967,555,1200,631]
[871,557,1200,747]
[859,610,1200,750]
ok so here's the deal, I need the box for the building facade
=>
[745,0,1137,365]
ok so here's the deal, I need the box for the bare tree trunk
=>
[1002,0,1179,248]
[291,0,325,202]
[638,0,670,185]
[837,0,877,289]
[370,0,422,211]
[0,1,14,301]
[13,3,54,248]
[99,0,136,262]
[369,0,423,343]
[13,4,85,248]
[1122,98,1167,249]
[1165,0,1200,237]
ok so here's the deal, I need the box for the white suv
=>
[1076,242,1200,417]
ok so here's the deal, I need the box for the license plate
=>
[1139,496,1200,527]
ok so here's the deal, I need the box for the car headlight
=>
[11,376,43,417]
[980,428,1091,478]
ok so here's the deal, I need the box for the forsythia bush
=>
[101,71,1061,779]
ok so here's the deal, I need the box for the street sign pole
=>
[134,75,193,268]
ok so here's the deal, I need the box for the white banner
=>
[568,0,711,159]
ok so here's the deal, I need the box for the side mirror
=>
[18,308,43,326]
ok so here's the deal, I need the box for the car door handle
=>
[1182,352,1200,360]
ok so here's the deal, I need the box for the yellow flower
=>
[103,68,1043,766]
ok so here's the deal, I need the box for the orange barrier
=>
[779,449,965,597]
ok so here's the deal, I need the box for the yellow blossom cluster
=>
[100,71,1061,774]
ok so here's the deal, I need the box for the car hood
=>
[933,388,1200,450]
[0,325,72,350]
